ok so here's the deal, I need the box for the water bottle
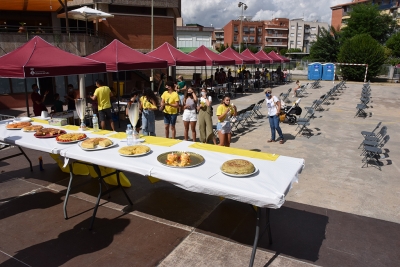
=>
[126,124,133,146]
[92,114,99,132]
[133,129,139,143]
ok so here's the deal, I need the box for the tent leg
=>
[24,79,29,116]
[117,76,120,129]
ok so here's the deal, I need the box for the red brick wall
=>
[99,15,176,50]
[331,9,343,31]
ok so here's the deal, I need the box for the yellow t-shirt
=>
[216,104,234,122]
[140,96,157,110]
[94,86,112,110]
[161,91,179,114]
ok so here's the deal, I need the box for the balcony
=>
[265,33,288,38]
[0,26,110,56]
[265,41,288,47]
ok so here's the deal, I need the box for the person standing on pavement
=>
[198,88,217,145]
[176,75,186,114]
[159,81,179,139]
[90,79,115,131]
[31,84,48,116]
[140,88,159,136]
[182,87,198,141]
[265,88,284,144]
[216,96,237,147]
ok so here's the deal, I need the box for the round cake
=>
[221,159,255,175]
[119,145,150,155]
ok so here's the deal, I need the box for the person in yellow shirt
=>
[159,81,179,139]
[140,88,159,136]
[216,96,237,147]
[90,79,115,131]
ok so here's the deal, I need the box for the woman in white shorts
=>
[182,87,198,141]
[216,96,237,147]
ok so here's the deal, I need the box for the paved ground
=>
[1,80,399,267]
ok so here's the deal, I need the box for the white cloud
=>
[181,0,350,28]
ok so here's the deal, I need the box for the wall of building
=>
[177,30,213,48]
[331,8,343,31]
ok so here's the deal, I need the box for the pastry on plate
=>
[6,122,31,129]
[221,159,255,175]
[56,133,87,142]
[35,128,64,136]
[81,138,112,149]
[119,145,150,155]
[22,125,43,132]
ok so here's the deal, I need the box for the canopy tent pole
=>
[117,74,120,128]
[24,80,29,116]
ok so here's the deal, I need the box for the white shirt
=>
[200,96,212,105]
[265,96,279,116]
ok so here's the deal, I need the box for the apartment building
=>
[213,28,224,49]
[223,18,264,51]
[264,18,289,51]
[288,19,329,53]
[331,0,400,31]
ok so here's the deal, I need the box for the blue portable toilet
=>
[322,63,335,81]
[308,62,322,80]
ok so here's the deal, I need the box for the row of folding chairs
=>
[230,99,265,135]
[310,79,322,89]
[359,121,390,170]
[355,82,371,117]
[306,83,342,112]
[280,88,292,103]
[295,82,310,97]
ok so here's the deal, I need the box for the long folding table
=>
[0,120,304,267]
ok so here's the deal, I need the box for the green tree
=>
[386,32,400,58]
[287,48,302,53]
[309,26,340,62]
[279,48,288,56]
[341,3,397,44]
[337,34,385,81]
[247,45,258,53]
[263,47,277,53]
[217,43,226,53]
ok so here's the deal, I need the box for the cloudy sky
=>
[181,0,350,28]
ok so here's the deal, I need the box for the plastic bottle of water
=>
[92,114,99,132]
[126,124,133,146]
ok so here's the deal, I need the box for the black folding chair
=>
[361,122,382,137]
[354,103,368,117]
[361,146,389,171]
[296,121,312,138]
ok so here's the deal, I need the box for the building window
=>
[234,35,237,41]
[290,33,294,37]
[290,41,294,45]
[179,36,192,41]
[243,36,249,42]
[243,26,249,32]
[257,36,262,43]
[297,33,302,37]
[298,26,302,30]
[196,36,210,41]
[234,26,238,32]
[257,27,262,33]
[250,27,255,33]
[291,25,295,30]
[311,27,316,31]
[297,41,301,45]
[249,36,255,42]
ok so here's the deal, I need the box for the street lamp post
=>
[238,2,247,53]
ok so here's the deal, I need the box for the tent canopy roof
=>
[0,36,106,78]
[241,49,261,64]
[254,50,274,64]
[219,47,255,65]
[147,42,206,66]
[268,51,290,63]
[86,39,168,72]
[189,45,235,66]
[179,47,219,54]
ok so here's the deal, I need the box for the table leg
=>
[0,146,33,172]
[248,207,272,267]
[63,165,74,219]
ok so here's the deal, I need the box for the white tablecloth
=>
[0,120,304,208]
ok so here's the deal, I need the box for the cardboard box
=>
[48,118,68,126]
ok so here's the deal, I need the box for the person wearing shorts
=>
[182,87,198,141]
[216,96,237,147]
[90,79,115,131]
[159,81,179,139]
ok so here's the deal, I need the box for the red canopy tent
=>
[220,47,255,65]
[86,39,168,71]
[0,36,106,78]
[0,36,106,115]
[396,64,400,68]
[268,51,290,63]
[189,45,235,66]
[240,49,261,64]
[147,42,206,66]
[254,50,274,64]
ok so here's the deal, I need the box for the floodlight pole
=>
[238,2,247,53]
[151,0,154,92]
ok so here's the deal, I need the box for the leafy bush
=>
[338,34,385,81]
[386,32,400,58]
